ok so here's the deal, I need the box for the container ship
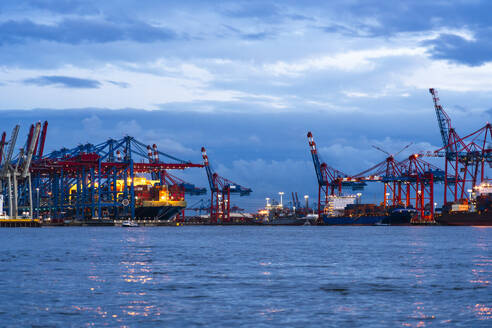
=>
[380,207,417,225]
[321,196,385,225]
[436,182,492,226]
[320,195,415,225]
[67,177,186,222]
[131,178,186,220]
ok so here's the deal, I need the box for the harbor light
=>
[304,195,309,209]
[278,192,284,207]
[266,197,270,207]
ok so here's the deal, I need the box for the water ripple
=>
[0,226,490,327]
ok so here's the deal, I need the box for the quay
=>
[0,219,41,228]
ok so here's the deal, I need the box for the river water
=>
[0,226,490,327]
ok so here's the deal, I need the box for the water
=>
[0,226,490,327]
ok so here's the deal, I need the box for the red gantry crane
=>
[429,88,491,203]
[307,131,365,218]
[352,144,412,207]
[201,147,252,223]
[351,143,446,222]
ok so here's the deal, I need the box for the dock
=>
[0,219,41,227]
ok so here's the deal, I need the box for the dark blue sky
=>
[1,1,491,210]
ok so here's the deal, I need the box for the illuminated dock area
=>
[0,219,42,227]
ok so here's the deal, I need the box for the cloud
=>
[214,158,316,200]
[81,114,103,136]
[248,135,261,143]
[263,47,427,76]
[220,24,273,41]
[106,80,130,88]
[241,32,270,40]
[320,1,492,38]
[0,18,178,45]
[23,75,101,88]
[15,0,99,14]
[423,31,492,66]
[403,61,492,93]
[222,2,283,21]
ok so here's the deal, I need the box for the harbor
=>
[2,2,492,327]
[0,89,490,227]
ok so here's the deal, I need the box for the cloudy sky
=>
[1,0,491,209]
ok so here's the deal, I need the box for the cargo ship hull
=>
[380,209,415,225]
[436,212,492,226]
[322,215,384,225]
[134,205,184,221]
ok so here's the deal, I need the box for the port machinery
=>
[307,89,491,223]
[350,148,448,222]
[201,147,251,223]
[0,122,205,222]
[307,131,365,220]
[429,88,491,203]
[35,136,205,221]
[308,129,447,222]
[0,122,47,225]
[186,198,246,217]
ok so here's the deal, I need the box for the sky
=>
[1,0,491,210]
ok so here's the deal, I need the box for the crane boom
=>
[22,122,41,178]
[1,125,20,176]
[37,121,48,159]
[0,132,6,166]
[201,147,217,191]
[307,131,324,185]
[429,88,453,153]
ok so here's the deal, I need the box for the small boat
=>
[122,220,139,227]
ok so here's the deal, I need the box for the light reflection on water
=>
[0,226,490,327]
[474,304,492,320]
[118,229,159,320]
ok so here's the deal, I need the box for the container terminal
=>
[0,88,490,227]
[305,88,491,226]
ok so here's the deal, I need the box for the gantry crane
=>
[429,88,491,203]
[0,122,47,219]
[201,147,251,223]
[307,131,364,218]
[353,144,445,222]
[29,135,204,221]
